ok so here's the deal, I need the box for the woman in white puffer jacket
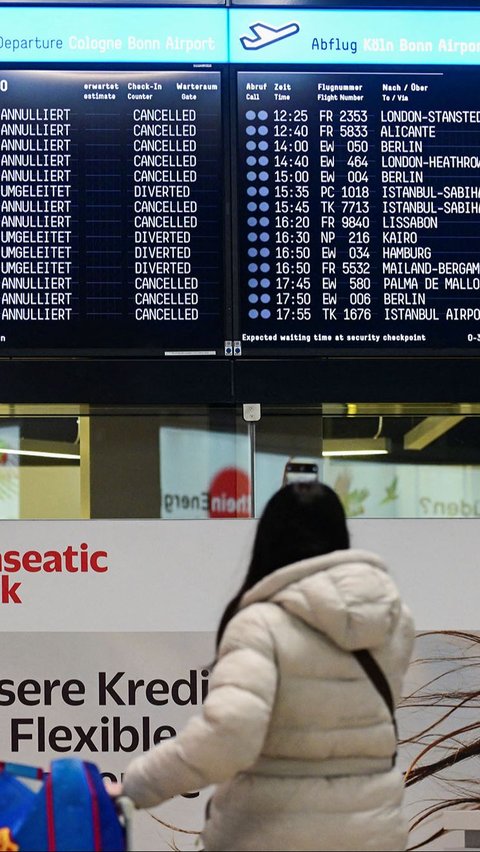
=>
[122,483,415,851]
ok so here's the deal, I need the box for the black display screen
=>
[4,4,480,360]
[0,69,226,353]
[235,67,480,354]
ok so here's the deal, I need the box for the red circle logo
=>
[208,467,251,518]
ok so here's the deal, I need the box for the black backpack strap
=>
[353,649,398,763]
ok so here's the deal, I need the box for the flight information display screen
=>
[231,7,480,355]
[0,6,228,355]
[3,4,480,358]
[235,67,480,352]
[0,69,224,352]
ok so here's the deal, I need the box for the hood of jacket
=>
[239,548,402,651]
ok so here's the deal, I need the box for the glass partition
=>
[254,402,480,519]
[322,403,480,519]
[1,402,480,519]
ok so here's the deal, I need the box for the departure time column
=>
[273,103,312,327]
[238,73,322,346]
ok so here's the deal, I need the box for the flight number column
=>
[337,108,373,326]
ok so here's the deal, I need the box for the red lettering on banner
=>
[0,546,109,573]
[1,576,21,604]
[0,544,109,605]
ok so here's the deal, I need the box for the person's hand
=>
[104,779,123,798]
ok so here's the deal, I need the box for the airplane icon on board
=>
[240,22,300,50]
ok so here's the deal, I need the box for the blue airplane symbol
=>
[240,22,300,51]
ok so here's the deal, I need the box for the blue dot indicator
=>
[259,156,269,166]
[248,294,259,303]
[248,278,258,288]
[247,187,257,197]
[260,278,270,288]
[259,202,269,212]
[259,171,269,181]
[260,248,270,257]
[260,232,269,242]
[248,232,257,242]
[246,110,256,120]
[246,156,256,167]
[248,248,258,257]
[248,263,258,273]
[258,111,268,120]
[247,202,257,212]
[247,217,257,227]
[260,263,270,272]
[246,141,256,151]
[259,187,269,197]
[259,217,269,227]
[258,141,269,151]
[247,171,257,181]
[258,126,268,136]
[249,309,259,319]
[261,309,271,319]
[246,126,256,136]
[260,294,271,303]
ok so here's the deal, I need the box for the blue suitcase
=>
[0,759,130,851]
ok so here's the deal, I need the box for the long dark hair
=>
[215,482,349,649]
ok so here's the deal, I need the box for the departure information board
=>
[230,8,480,354]
[0,6,228,354]
[0,69,224,352]
[235,67,480,352]
[4,5,480,357]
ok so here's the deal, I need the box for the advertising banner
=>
[1,517,478,849]
[0,519,251,850]
[324,458,480,519]
[0,631,213,851]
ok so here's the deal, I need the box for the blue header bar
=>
[0,7,228,62]
[230,8,480,65]
[2,7,480,65]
